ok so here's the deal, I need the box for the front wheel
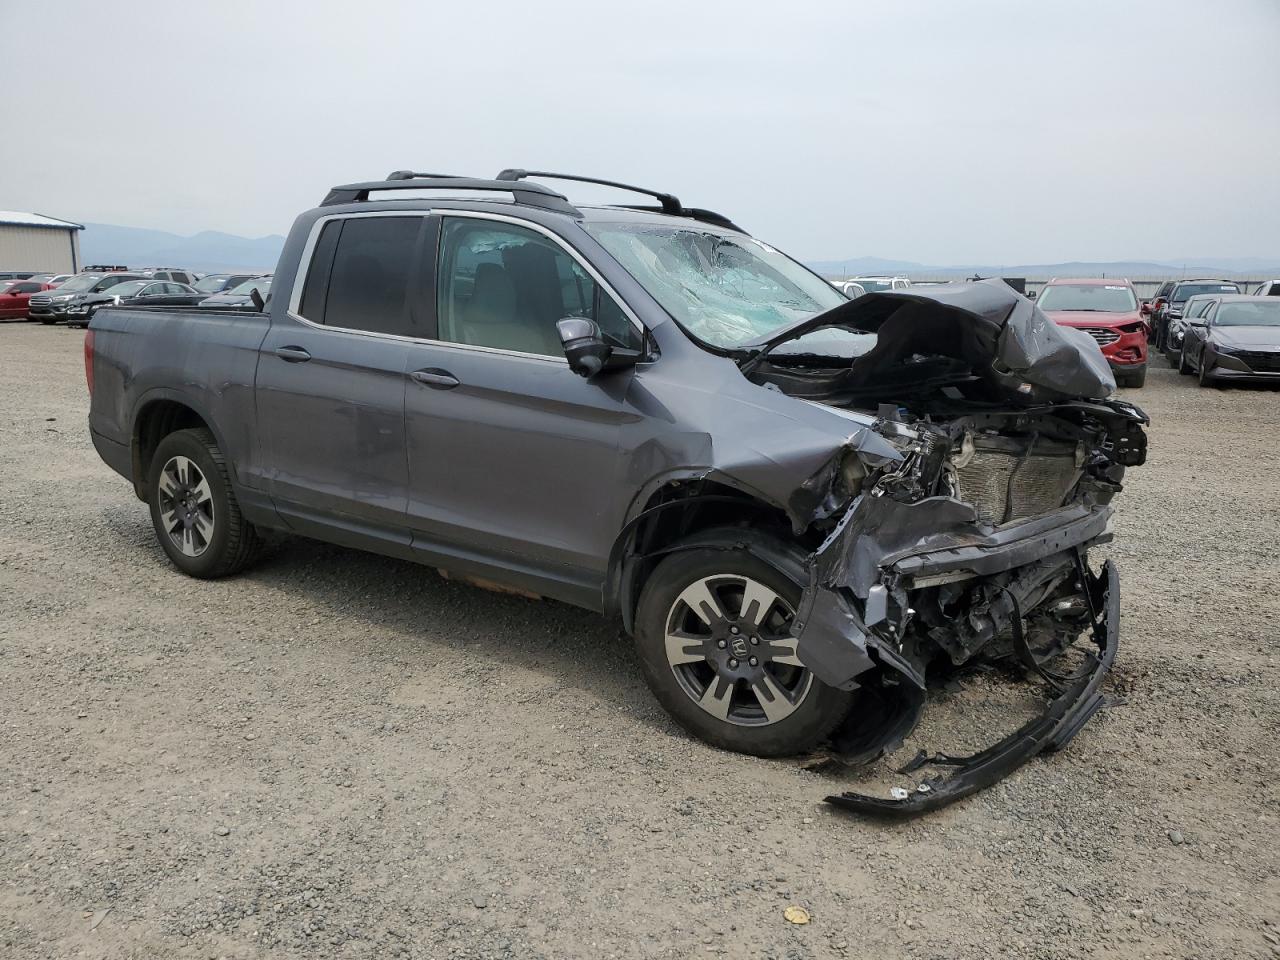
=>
[1177,348,1192,375]
[1198,358,1218,388]
[634,537,854,757]
[147,427,263,578]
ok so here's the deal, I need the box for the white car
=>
[844,275,911,293]
[1251,280,1280,297]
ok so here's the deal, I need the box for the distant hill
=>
[80,223,284,273]
[810,256,1280,280]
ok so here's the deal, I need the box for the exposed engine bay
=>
[734,281,1149,814]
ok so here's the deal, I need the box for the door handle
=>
[274,346,311,363]
[410,368,460,389]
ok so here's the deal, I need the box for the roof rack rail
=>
[496,170,747,233]
[496,170,683,214]
[614,204,748,234]
[320,174,578,213]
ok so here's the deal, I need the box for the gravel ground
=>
[2,322,1278,960]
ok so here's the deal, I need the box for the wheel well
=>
[611,479,816,634]
[132,400,211,497]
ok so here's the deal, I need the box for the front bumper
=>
[28,300,73,320]
[825,558,1119,817]
[1100,328,1148,367]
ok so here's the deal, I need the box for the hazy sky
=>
[2,0,1277,264]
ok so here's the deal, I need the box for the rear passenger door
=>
[254,213,431,552]
[401,213,645,608]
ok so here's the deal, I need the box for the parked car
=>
[196,274,271,309]
[66,279,204,328]
[845,275,910,292]
[0,279,55,319]
[1036,278,1149,387]
[84,169,1146,814]
[1178,295,1280,387]
[1251,279,1280,297]
[44,274,74,287]
[837,281,867,298]
[28,272,146,323]
[191,273,264,297]
[1152,279,1241,351]
[137,267,199,285]
[1163,294,1216,363]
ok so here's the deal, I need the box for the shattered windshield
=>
[584,222,846,348]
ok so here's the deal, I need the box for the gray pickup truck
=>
[87,170,1148,814]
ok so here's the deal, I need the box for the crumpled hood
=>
[744,279,1116,401]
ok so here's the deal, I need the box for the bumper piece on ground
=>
[824,557,1118,818]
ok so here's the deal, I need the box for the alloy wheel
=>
[663,574,813,726]
[157,455,215,557]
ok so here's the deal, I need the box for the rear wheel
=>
[634,537,854,757]
[147,428,262,578]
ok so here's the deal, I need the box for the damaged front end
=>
[742,281,1149,815]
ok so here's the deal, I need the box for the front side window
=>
[437,218,639,357]
[583,221,845,349]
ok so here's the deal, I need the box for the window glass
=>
[1036,284,1137,312]
[437,218,640,356]
[319,217,421,335]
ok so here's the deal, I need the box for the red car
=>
[0,279,55,320]
[1036,278,1149,388]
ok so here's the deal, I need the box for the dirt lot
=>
[1,322,1277,960]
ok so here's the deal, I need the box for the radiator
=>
[953,434,1082,525]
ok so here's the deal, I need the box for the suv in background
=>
[1152,279,1241,351]
[28,272,146,323]
[845,275,910,293]
[138,267,199,285]
[1037,278,1149,387]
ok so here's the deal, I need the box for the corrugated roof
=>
[0,211,85,231]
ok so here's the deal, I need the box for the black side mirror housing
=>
[557,317,641,378]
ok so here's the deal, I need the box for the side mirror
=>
[558,317,614,378]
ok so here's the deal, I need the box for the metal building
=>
[0,211,84,274]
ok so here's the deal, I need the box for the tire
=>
[147,427,263,578]
[634,535,855,757]
[1198,357,1217,388]
[39,318,56,325]
[1118,367,1146,388]
[1177,348,1192,375]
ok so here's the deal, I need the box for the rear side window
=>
[298,216,423,336]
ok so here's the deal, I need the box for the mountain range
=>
[80,223,284,273]
[79,222,1280,280]
[808,256,1280,280]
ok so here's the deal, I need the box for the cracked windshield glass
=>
[585,222,849,348]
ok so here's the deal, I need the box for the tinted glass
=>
[1173,282,1239,303]
[312,217,420,336]
[438,218,640,356]
[12,282,42,293]
[298,221,342,322]
[1036,284,1137,312]
[110,281,149,296]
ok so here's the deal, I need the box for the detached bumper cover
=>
[824,558,1119,818]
